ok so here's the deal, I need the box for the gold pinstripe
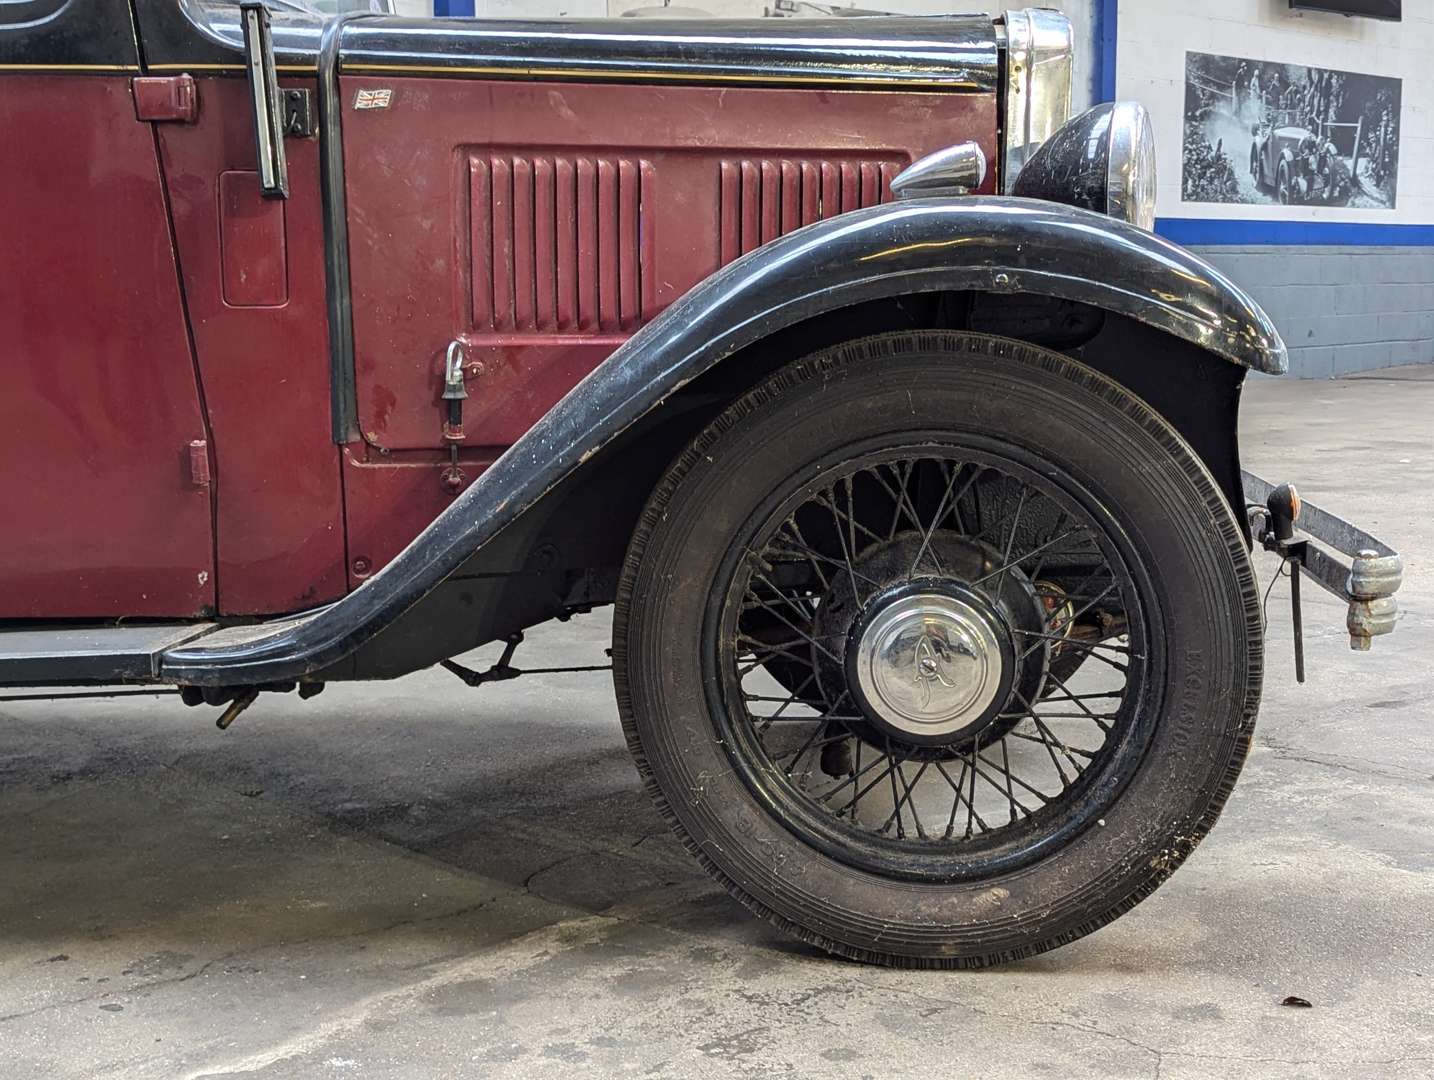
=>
[344,62,979,89]
[0,63,138,72]
[1,61,980,90]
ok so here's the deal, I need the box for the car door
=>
[0,0,217,618]
[334,16,1000,573]
[130,0,351,616]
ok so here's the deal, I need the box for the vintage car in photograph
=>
[0,1,1402,967]
[1250,107,1356,204]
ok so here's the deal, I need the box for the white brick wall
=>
[1117,0,1433,225]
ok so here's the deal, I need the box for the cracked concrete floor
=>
[2,366,1432,1079]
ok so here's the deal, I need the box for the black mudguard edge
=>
[162,197,1286,685]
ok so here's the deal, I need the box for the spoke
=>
[972,750,1051,807]
[778,517,830,594]
[746,563,823,631]
[935,758,991,836]
[937,459,968,534]
[743,585,844,665]
[771,731,849,765]
[1029,715,1090,775]
[1043,669,1117,734]
[885,748,906,838]
[818,491,869,607]
[1075,648,1130,676]
[1009,711,1119,721]
[1005,729,1098,760]
[999,736,1018,823]
[869,460,923,541]
[993,486,1030,593]
[1032,588,1114,604]
[907,462,981,579]
[851,740,863,824]
[808,742,887,805]
[881,759,930,839]
[938,758,966,838]
[970,528,1088,589]
[1014,584,1119,664]
[737,641,816,673]
[965,744,980,838]
[1028,510,1070,581]
[780,719,831,777]
[955,744,1036,821]
[1016,693,1074,787]
[818,486,886,550]
[765,537,882,590]
[749,672,820,732]
[1010,687,1088,780]
[1037,689,1124,703]
[1048,560,1116,598]
[737,633,814,656]
[842,475,860,577]
[1011,628,1133,655]
[829,752,903,818]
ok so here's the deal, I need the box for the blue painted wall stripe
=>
[1157,218,1434,247]
[1096,0,1118,103]
[433,0,475,15]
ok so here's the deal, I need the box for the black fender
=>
[163,196,1286,685]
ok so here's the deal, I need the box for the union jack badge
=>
[353,88,393,111]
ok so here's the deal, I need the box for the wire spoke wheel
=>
[615,331,1261,967]
[716,443,1155,880]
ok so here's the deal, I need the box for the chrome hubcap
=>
[848,587,1008,744]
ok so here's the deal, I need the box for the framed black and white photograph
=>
[1182,51,1401,209]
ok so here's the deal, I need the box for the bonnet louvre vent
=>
[470,154,648,334]
[718,156,902,264]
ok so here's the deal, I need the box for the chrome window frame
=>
[998,8,1074,193]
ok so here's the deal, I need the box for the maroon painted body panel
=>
[153,78,349,614]
[343,77,997,457]
[0,76,215,618]
[339,76,996,569]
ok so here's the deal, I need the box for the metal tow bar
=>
[1243,470,1402,682]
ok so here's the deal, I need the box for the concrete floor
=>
[2,367,1431,1079]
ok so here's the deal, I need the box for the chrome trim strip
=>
[1001,8,1073,192]
[341,16,999,91]
[170,6,999,91]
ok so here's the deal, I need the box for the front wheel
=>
[614,332,1262,967]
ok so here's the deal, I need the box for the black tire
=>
[1277,161,1293,205]
[613,331,1262,967]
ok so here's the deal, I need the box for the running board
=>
[0,624,217,687]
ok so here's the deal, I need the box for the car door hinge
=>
[133,75,199,124]
[187,440,212,488]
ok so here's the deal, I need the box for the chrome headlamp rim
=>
[1105,100,1157,232]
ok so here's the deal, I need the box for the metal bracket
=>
[440,633,612,688]
[1243,470,1402,654]
[282,88,315,138]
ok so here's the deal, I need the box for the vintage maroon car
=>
[1,2,1402,967]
